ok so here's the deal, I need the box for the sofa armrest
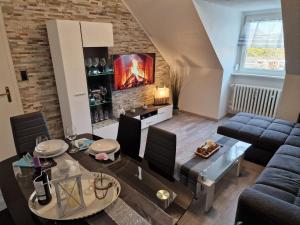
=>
[236,188,300,225]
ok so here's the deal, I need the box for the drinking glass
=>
[104,110,109,120]
[101,87,107,102]
[36,135,51,167]
[99,58,106,72]
[92,57,100,75]
[85,58,93,76]
[65,127,78,154]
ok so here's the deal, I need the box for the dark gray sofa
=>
[218,112,300,166]
[217,112,300,225]
[235,144,300,225]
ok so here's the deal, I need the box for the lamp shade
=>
[154,86,169,105]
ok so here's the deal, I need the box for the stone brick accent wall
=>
[0,0,170,138]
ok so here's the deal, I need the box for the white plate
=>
[34,143,69,159]
[28,172,121,220]
[88,144,120,157]
[36,139,67,156]
[89,139,120,154]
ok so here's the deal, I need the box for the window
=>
[237,12,285,76]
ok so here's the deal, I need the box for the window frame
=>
[237,12,285,77]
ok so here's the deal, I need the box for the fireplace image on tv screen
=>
[113,53,155,90]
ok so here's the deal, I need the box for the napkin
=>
[75,138,94,151]
[95,153,109,161]
[13,153,34,168]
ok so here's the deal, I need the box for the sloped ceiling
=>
[203,0,281,11]
[122,0,221,69]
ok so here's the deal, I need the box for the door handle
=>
[0,86,12,102]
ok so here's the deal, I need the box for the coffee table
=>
[175,134,251,212]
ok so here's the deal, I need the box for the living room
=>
[0,0,299,225]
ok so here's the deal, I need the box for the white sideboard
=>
[92,104,173,139]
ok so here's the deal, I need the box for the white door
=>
[0,8,23,161]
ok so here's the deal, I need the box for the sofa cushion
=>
[291,128,300,137]
[268,123,293,134]
[230,115,252,124]
[252,183,296,204]
[273,119,295,127]
[256,167,300,196]
[267,153,300,175]
[258,130,289,151]
[247,119,271,129]
[276,145,300,158]
[254,115,274,122]
[238,125,264,144]
[217,121,244,138]
[285,136,300,148]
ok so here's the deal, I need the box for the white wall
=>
[194,0,242,118]
[179,67,223,119]
[277,0,300,121]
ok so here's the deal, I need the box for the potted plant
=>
[170,68,183,113]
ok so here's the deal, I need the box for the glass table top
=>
[200,140,251,183]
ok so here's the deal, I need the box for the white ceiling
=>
[202,0,281,11]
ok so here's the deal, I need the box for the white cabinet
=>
[141,115,158,129]
[47,20,92,135]
[157,104,173,123]
[93,122,119,139]
[140,105,173,129]
[80,21,114,47]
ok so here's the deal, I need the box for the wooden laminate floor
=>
[141,111,264,225]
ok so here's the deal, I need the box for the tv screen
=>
[113,53,155,90]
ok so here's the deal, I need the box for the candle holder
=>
[154,86,170,105]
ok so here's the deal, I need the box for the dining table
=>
[0,133,194,225]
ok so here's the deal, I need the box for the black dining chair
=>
[117,114,142,161]
[10,112,50,156]
[144,126,176,181]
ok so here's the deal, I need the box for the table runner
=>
[175,135,238,192]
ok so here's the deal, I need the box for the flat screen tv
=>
[113,53,155,90]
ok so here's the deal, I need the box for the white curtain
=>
[238,13,284,48]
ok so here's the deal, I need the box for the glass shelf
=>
[90,100,112,108]
[87,71,114,77]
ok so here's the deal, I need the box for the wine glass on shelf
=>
[99,58,106,73]
[65,127,78,154]
[92,57,100,75]
[101,87,107,103]
[85,58,93,76]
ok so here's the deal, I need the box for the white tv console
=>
[93,104,173,139]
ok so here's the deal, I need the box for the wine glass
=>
[85,58,93,76]
[65,127,78,154]
[92,57,100,75]
[101,87,107,102]
[36,135,51,167]
[99,58,106,72]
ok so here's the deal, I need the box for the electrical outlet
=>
[20,70,28,81]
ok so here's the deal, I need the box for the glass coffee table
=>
[175,134,251,212]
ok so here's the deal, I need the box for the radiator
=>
[231,84,282,118]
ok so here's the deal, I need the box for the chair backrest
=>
[117,114,141,160]
[10,112,50,156]
[144,126,176,181]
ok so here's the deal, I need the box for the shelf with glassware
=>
[83,47,114,125]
